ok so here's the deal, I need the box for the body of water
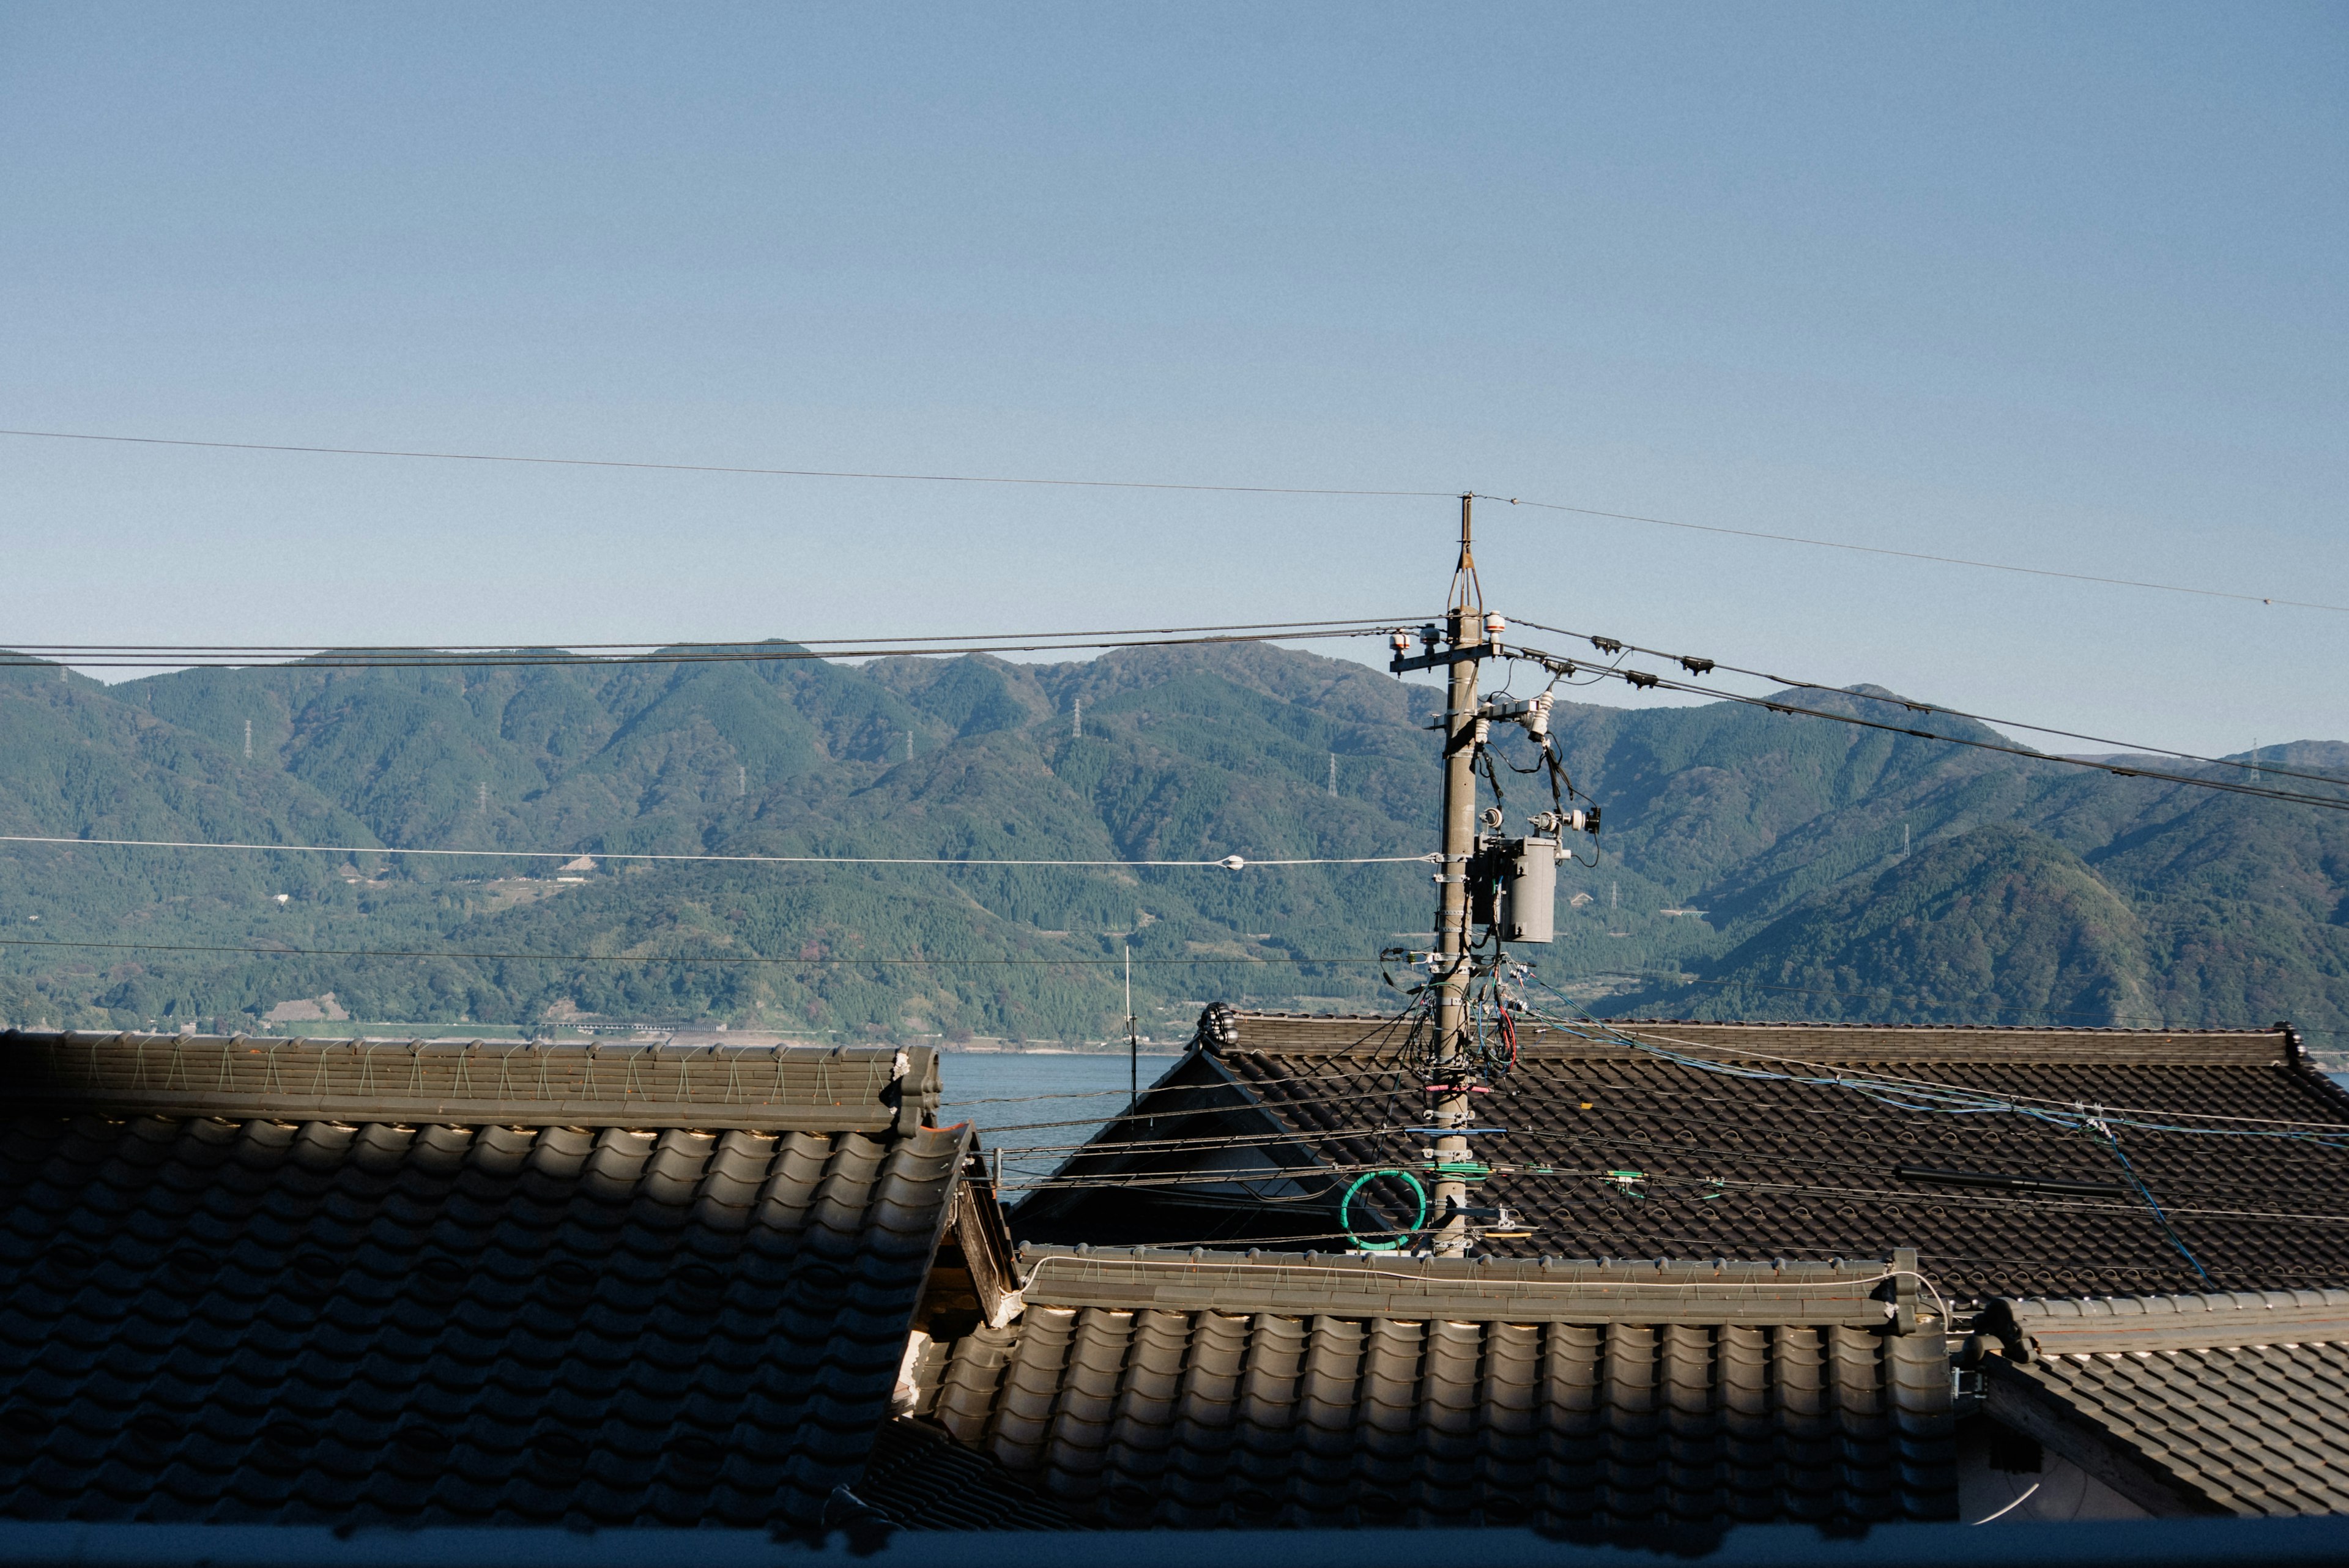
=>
[935,1050,1182,1195]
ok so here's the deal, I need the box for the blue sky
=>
[2,2,2342,756]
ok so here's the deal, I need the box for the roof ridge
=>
[1014,1242,1913,1326]
[1989,1286,2349,1354]
[1224,1008,2284,1037]
[6,1028,942,1132]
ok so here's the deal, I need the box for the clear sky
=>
[2,3,2342,756]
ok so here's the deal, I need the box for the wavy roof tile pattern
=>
[1971,1288,2349,1517]
[0,1030,966,1531]
[1015,1013,2349,1303]
[907,1244,1956,1530]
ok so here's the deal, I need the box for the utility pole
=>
[1430,494,1485,1257]
[1125,942,1138,1106]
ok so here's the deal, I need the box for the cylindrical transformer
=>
[1496,835,1559,943]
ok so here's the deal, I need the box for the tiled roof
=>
[1970,1288,2349,1517]
[855,1416,1083,1530]
[905,1243,1956,1529]
[1016,1012,2349,1303]
[0,1029,967,1530]
[10,1029,942,1132]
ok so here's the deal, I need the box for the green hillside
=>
[1,644,2343,1047]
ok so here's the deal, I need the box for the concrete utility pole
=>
[1430,494,1484,1257]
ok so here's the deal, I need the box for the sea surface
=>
[935,1050,1181,1196]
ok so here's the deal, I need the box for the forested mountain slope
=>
[0,643,2340,1045]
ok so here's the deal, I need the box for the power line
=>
[1479,493,2349,615]
[1008,1154,2349,1233]
[0,935,1384,967]
[1571,969,2346,1041]
[1510,618,2349,792]
[0,615,1409,653]
[16,426,2332,614]
[1501,635,2349,814]
[988,1029,2349,1189]
[0,426,1455,501]
[0,833,1432,869]
[0,624,1405,671]
[1590,1014,2349,1138]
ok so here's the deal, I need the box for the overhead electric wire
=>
[1593,1019,2348,1134]
[1501,636,2349,814]
[1597,1019,2349,1139]
[1477,494,2349,615]
[979,1033,2349,1213]
[14,426,2338,614]
[1510,619,2349,792]
[0,426,1458,502]
[0,831,1431,869]
[1006,1096,2349,1217]
[7,615,1419,656]
[0,935,1383,967]
[1009,1151,2349,1232]
[1572,968,2346,1042]
[1010,1115,2349,1231]
[0,623,1406,671]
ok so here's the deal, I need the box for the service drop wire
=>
[1494,637,2349,816]
[1523,981,2349,1149]
[1507,617,2349,795]
[1513,978,2349,1152]
[1512,983,2274,1279]
[2090,1120,2214,1285]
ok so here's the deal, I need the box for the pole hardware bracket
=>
[1390,645,1487,675]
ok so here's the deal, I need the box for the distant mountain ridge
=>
[0,642,2342,1045]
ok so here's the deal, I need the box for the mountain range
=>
[1,641,2342,1050]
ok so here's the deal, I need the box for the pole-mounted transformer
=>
[1469,809,1598,945]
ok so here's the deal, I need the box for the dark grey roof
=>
[0,1029,967,1530]
[1213,1013,2298,1063]
[1016,1011,2349,1302]
[905,1244,1956,1529]
[1970,1289,2349,1517]
[855,1416,1083,1531]
[10,1028,940,1132]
